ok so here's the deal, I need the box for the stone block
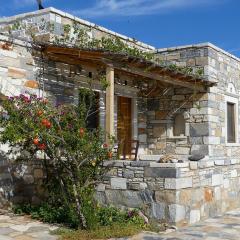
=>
[155,190,176,203]
[155,111,168,120]
[214,160,225,166]
[105,190,142,207]
[151,202,166,220]
[153,126,166,138]
[123,170,134,179]
[144,167,179,178]
[96,183,106,192]
[189,137,203,145]
[150,162,189,168]
[190,210,201,224]
[230,169,238,178]
[211,174,223,186]
[8,67,26,79]
[168,204,186,222]
[179,189,192,204]
[204,188,213,202]
[195,57,208,66]
[223,179,230,188]
[156,142,166,150]
[190,162,198,170]
[24,80,39,89]
[139,134,147,143]
[165,177,193,189]
[110,178,127,190]
[214,187,221,200]
[203,136,220,145]
[33,169,43,178]
[0,49,18,58]
[139,182,148,190]
[175,147,190,155]
[190,123,209,137]
[191,145,208,155]
[130,161,150,167]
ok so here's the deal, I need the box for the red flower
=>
[103,143,108,148]
[33,138,39,145]
[41,119,48,126]
[108,151,113,159]
[37,110,43,116]
[43,99,48,104]
[46,121,51,129]
[38,143,46,150]
[79,128,85,136]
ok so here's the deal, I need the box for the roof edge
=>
[157,42,240,62]
[0,7,155,51]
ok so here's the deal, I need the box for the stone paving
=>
[0,214,58,240]
[1,209,240,240]
[124,209,240,240]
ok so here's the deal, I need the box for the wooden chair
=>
[122,140,139,161]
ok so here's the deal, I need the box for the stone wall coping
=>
[0,35,30,48]
[156,42,240,63]
[0,8,155,51]
[150,162,189,168]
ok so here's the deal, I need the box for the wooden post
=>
[105,65,115,143]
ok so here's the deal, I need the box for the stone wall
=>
[0,145,45,209]
[137,86,212,157]
[156,43,240,159]
[97,158,240,226]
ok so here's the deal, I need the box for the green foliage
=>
[13,203,79,228]
[55,24,154,61]
[13,203,146,231]
[0,91,113,229]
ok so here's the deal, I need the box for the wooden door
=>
[117,96,132,156]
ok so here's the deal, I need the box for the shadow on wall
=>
[0,146,45,209]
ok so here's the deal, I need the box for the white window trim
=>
[225,94,239,146]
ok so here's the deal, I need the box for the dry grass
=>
[53,223,142,240]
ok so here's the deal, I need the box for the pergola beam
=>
[111,64,206,91]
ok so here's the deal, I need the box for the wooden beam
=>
[112,64,206,91]
[105,65,115,143]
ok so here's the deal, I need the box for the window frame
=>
[225,94,239,146]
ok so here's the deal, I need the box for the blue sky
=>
[0,0,240,56]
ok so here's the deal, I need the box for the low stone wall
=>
[0,154,45,209]
[96,158,240,226]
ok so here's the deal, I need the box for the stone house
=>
[0,7,240,226]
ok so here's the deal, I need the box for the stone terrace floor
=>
[1,209,240,239]
[0,214,58,240]
[122,209,240,240]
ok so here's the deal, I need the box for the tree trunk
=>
[72,180,87,229]
[69,169,87,229]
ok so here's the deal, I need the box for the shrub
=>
[0,90,113,229]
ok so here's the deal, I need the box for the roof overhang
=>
[39,44,216,91]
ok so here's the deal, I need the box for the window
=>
[225,84,239,145]
[173,113,185,136]
[227,102,236,143]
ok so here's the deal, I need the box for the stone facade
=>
[97,158,240,226]
[154,43,240,159]
[1,8,240,226]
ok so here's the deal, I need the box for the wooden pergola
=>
[39,44,216,142]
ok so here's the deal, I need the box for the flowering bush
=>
[0,92,113,229]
